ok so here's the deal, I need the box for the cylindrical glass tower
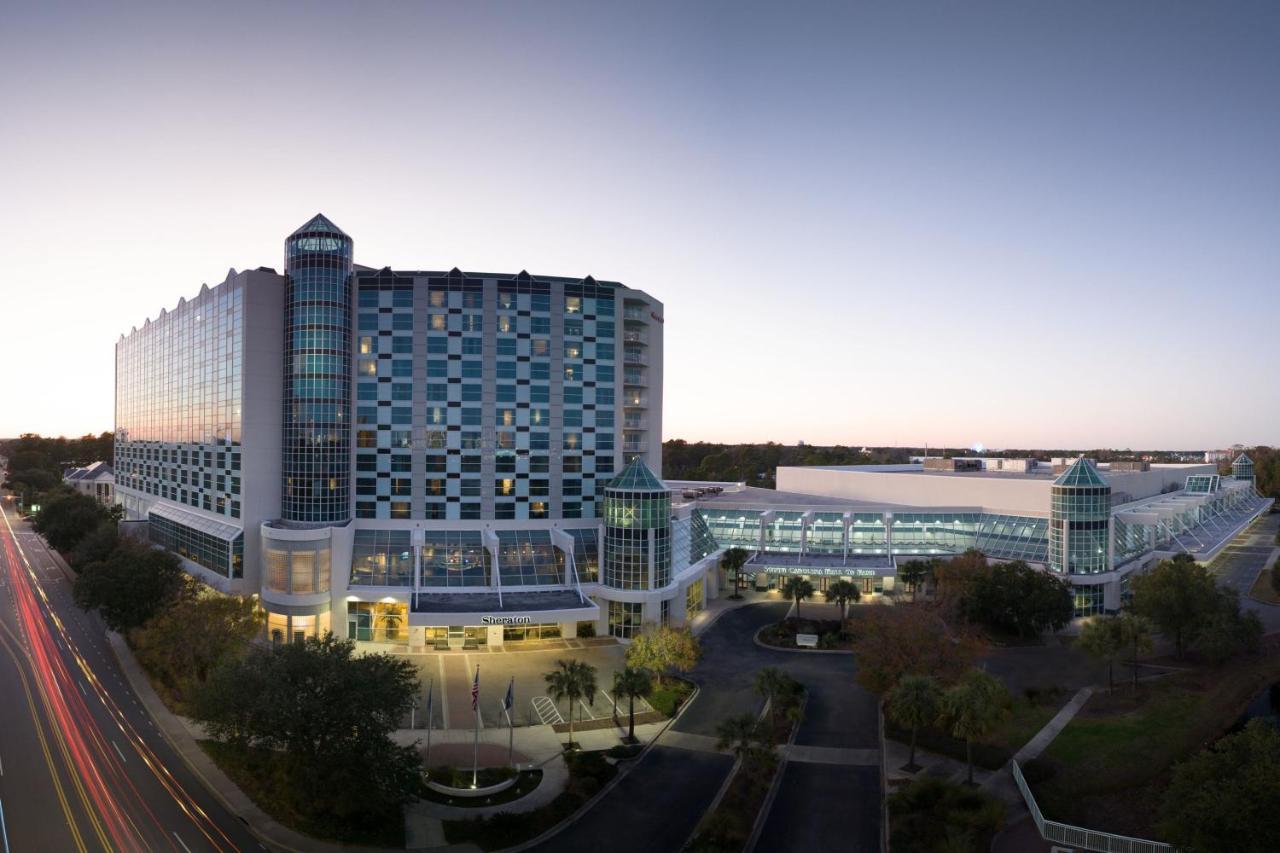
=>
[281,214,353,523]
[602,458,671,589]
[1048,458,1111,576]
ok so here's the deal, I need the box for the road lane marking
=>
[172,831,193,853]
[0,796,10,853]
[112,740,127,763]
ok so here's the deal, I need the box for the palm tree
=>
[1117,612,1154,694]
[887,674,942,772]
[715,713,766,761]
[755,666,797,731]
[824,579,861,628]
[612,667,653,743]
[781,576,815,621]
[939,670,1008,786]
[545,658,598,749]
[721,547,750,599]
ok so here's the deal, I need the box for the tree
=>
[544,658,598,748]
[73,538,188,632]
[939,670,1009,786]
[192,634,421,837]
[887,674,942,772]
[848,604,987,695]
[33,490,112,553]
[1158,720,1280,852]
[960,560,1073,638]
[755,666,802,732]
[612,667,653,743]
[721,547,750,598]
[1192,589,1263,664]
[781,576,815,621]
[933,549,990,607]
[625,625,701,687]
[896,560,934,602]
[824,579,861,625]
[715,713,769,761]
[1131,555,1219,657]
[1076,616,1125,694]
[131,593,263,701]
[69,521,119,570]
[1115,612,1154,694]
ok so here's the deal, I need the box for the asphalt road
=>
[0,498,263,852]
[528,601,882,853]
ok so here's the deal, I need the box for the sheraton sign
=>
[480,615,533,625]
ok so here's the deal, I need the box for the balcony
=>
[624,371,645,387]
[623,350,646,366]
[622,330,648,345]
[624,394,648,409]
[623,441,648,454]
[624,306,649,322]
[623,417,646,430]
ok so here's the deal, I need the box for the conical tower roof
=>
[607,457,666,491]
[290,213,348,236]
[1054,458,1108,488]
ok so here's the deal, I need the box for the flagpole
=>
[472,665,480,789]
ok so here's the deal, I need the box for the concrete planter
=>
[425,776,518,798]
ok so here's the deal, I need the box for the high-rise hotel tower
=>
[115,215,721,646]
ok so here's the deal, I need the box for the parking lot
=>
[398,642,646,730]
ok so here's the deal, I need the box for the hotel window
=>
[565,296,582,314]
[359,336,376,355]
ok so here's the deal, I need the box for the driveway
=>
[527,602,883,853]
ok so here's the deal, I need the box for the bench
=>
[795,633,819,648]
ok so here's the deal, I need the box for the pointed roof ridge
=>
[1232,452,1253,465]
[607,457,667,491]
[290,213,347,236]
[1054,457,1108,488]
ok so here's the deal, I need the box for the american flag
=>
[471,665,480,712]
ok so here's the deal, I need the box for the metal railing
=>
[1011,761,1175,853]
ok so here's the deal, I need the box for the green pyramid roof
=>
[291,213,347,236]
[1054,458,1108,488]
[607,457,667,491]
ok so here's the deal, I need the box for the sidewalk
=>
[688,588,772,635]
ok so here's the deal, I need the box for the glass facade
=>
[607,600,643,639]
[566,527,600,583]
[497,530,566,586]
[419,531,490,587]
[1232,454,1255,484]
[115,275,245,520]
[350,529,414,586]
[282,214,353,523]
[147,512,243,578]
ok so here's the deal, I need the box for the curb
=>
[751,624,854,655]
[744,690,806,853]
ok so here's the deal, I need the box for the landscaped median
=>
[684,668,805,853]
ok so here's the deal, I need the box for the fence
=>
[1011,760,1175,853]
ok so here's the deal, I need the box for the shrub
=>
[889,776,1005,853]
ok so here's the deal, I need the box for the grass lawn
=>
[199,740,405,848]
[1248,568,1280,604]
[1030,645,1280,838]
[888,691,1062,770]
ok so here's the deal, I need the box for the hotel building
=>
[115,215,719,648]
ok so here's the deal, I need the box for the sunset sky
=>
[2,1,1277,449]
